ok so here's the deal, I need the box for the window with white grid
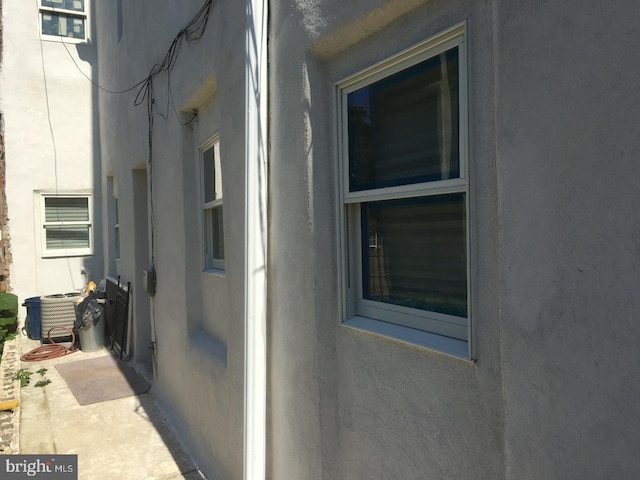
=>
[40,0,88,42]
[41,194,93,257]
[338,25,470,346]
[201,134,224,272]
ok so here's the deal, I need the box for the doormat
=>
[55,354,150,406]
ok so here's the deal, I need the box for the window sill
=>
[341,316,471,361]
[42,251,93,258]
[188,330,227,369]
[40,34,90,45]
[202,268,225,278]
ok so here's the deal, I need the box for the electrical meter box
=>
[143,270,156,296]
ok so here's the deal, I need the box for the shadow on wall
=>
[76,0,105,298]
[65,1,204,476]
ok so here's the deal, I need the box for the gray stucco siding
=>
[95,1,247,478]
[85,0,640,478]
[269,0,504,478]
[496,1,640,479]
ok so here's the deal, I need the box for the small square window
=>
[338,24,469,346]
[41,194,93,257]
[201,135,224,271]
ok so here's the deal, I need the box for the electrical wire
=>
[136,0,214,272]
[35,0,59,195]
[60,39,149,95]
[37,0,214,377]
[50,0,213,269]
[131,0,212,124]
[36,0,65,291]
[142,0,213,378]
[54,0,213,124]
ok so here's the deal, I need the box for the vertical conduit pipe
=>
[244,0,268,479]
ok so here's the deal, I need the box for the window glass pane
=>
[203,146,218,203]
[114,198,119,225]
[45,225,90,250]
[204,207,224,268]
[348,47,459,191]
[45,197,89,222]
[361,193,466,318]
[42,13,57,36]
[114,227,120,259]
[42,0,85,12]
[42,12,85,39]
[117,0,123,41]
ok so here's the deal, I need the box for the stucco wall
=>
[495,1,640,478]
[269,0,503,478]
[271,0,640,479]
[0,0,102,305]
[94,2,246,478]
[91,0,640,479]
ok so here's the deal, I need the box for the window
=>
[201,135,224,271]
[113,196,120,260]
[41,194,93,257]
[117,0,124,42]
[338,24,469,345]
[39,0,87,42]
[106,176,119,276]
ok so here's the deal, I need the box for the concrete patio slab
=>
[17,337,205,480]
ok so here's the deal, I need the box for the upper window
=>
[338,24,469,344]
[40,0,87,42]
[41,194,93,257]
[201,135,224,272]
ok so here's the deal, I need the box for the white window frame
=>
[39,0,89,44]
[336,23,471,358]
[200,133,225,273]
[40,193,93,258]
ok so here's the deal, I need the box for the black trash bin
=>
[74,294,106,352]
[23,296,42,340]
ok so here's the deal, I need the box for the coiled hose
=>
[21,326,78,362]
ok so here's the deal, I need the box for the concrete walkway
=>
[16,336,205,480]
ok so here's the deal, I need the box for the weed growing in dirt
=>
[15,367,52,388]
[14,368,32,387]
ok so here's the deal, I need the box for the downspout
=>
[244,0,268,478]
